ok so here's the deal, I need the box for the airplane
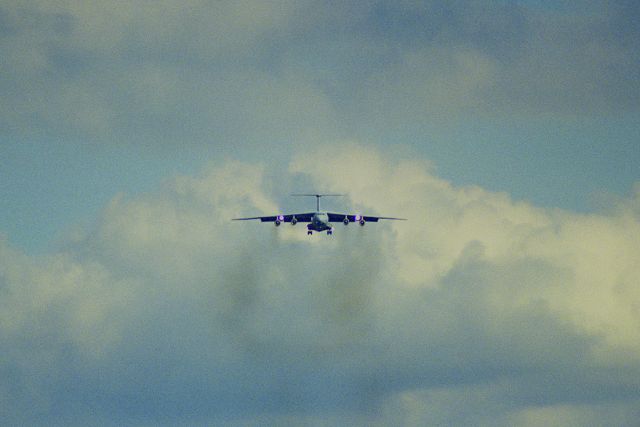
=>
[233,194,406,235]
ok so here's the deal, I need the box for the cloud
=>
[1,1,638,146]
[1,142,639,425]
[0,0,331,144]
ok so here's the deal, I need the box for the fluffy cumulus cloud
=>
[1,142,639,425]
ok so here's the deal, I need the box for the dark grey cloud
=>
[1,1,638,147]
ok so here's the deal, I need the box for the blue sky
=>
[1,1,640,425]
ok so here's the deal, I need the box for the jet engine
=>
[359,218,366,226]
[291,216,297,225]
[275,219,281,226]
[343,216,349,225]
[275,215,283,226]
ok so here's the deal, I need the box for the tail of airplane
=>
[291,194,345,211]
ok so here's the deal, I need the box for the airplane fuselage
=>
[307,212,332,232]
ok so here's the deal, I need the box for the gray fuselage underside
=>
[307,212,332,232]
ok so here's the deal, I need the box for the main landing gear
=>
[307,229,333,236]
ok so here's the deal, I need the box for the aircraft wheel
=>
[307,231,312,235]
[327,231,332,235]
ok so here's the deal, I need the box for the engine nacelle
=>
[359,219,366,226]
[291,216,298,225]
[343,216,349,225]
[275,220,281,226]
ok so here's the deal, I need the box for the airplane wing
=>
[327,213,406,222]
[232,213,315,222]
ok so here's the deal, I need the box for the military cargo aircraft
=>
[233,194,406,235]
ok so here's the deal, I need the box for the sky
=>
[1,1,639,425]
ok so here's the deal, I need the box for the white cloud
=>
[1,143,639,424]
[294,142,640,355]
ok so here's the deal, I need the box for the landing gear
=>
[307,230,313,235]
